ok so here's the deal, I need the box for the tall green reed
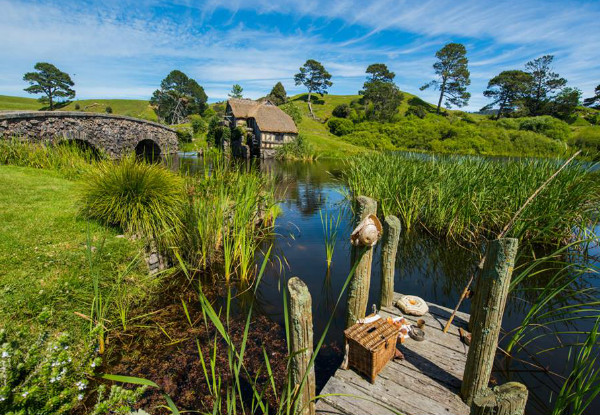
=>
[344,153,600,246]
[319,207,342,268]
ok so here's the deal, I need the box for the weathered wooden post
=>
[345,196,378,328]
[470,382,528,415]
[379,215,401,308]
[461,238,519,406]
[288,277,316,415]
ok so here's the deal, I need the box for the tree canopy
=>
[482,70,532,119]
[267,82,287,105]
[150,70,208,125]
[522,55,567,116]
[294,59,333,104]
[420,43,471,113]
[360,63,403,121]
[583,84,600,109]
[229,84,244,99]
[23,62,75,111]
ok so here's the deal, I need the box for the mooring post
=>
[380,215,401,308]
[288,277,316,415]
[470,382,528,415]
[345,196,377,328]
[461,238,519,406]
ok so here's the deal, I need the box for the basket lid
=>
[344,318,400,351]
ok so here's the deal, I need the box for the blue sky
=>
[1,0,599,111]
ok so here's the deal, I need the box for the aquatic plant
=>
[80,155,185,250]
[319,207,342,268]
[275,134,319,161]
[344,153,600,246]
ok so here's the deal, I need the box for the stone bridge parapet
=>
[0,111,178,157]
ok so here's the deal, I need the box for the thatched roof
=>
[227,99,298,134]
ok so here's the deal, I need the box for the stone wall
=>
[0,111,178,157]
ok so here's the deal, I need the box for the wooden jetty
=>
[315,293,471,415]
[287,197,527,415]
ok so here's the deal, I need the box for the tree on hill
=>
[584,84,600,109]
[360,63,403,121]
[420,43,471,114]
[23,62,75,111]
[150,70,207,125]
[547,87,581,121]
[522,55,567,116]
[482,70,532,119]
[294,59,333,114]
[267,82,287,105]
[229,84,244,99]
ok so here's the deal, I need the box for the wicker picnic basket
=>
[344,317,400,383]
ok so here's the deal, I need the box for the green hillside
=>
[0,95,156,122]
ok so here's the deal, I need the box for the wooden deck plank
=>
[316,294,471,415]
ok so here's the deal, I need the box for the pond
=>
[176,153,600,415]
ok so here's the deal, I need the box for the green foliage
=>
[174,124,193,143]
[0,331,97,415]
[23,62,76,110]
[571,127,600,160]
[547,87,582,122]
[583,84,600,109]
[0,139,101,179]
[523,55,567,116]
[231,126,246,142]
[228,84,243,99]
[275,134,317,161]
[90,385,147,415]
[421,43,470,113]
[280,102,302,124]
[482,70,532,118]
[74,103,80,110]
[105,106,113,114]
[344,153,600,246]
[207,116,230,147]
[267,82,287,105]
[517,116,570,141]
[332,103,352,118]
[294,59,333,102]
[406,105,427,119]
[150,70,208,125]
[360,63,403,121]
[327,117,354,136]
[189,114,208,135]
[80,156,185,249]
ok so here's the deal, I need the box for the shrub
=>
[517,116,571,141]
[105,106,113,114]
[231,126,246,142]
[80,156,185,249]
[332,103,352,118]
[406,105,427,119]
[189,115,208,135]
[327,117,354,136]
[174,125,193,143]
[275,134,317,161]
[280,102,302,125]
[74,103,80,110]
[343,130,394,150]
[571,127,600,160]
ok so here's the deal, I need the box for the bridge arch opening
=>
[58,138,100,159]
[135,139,162,163]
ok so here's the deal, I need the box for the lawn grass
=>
[0,166,151,352]
[0,95,157,121]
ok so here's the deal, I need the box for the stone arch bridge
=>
[0,111,178,158]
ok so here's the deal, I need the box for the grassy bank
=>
[344,153,600,245]
[0,165,153,413]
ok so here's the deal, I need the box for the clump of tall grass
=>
[80,155,185,249]
[0,138,102,178]
[320,208,342,268]
[344,153,600,245]
[180,155,279,283]
[275,135,319,162]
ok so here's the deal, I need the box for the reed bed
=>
[344,153,600,245]
[180,154,279,283]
